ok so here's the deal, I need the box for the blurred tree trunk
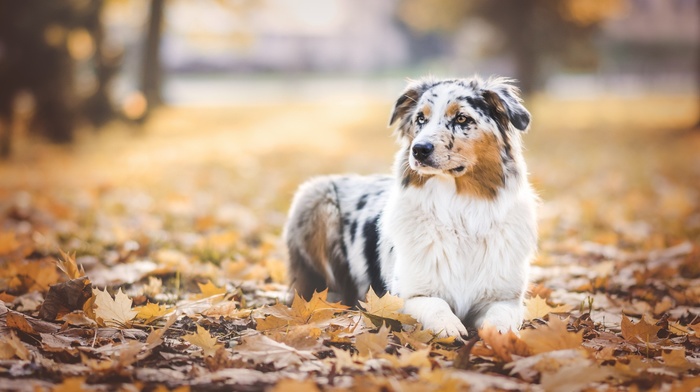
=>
[84,0,119,128]
[504,0,537,95]
[141,0,165,113]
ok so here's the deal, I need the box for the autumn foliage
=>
[0,97,699,391]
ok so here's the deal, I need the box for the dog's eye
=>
[416,113,426,125]
[455,114,473,125]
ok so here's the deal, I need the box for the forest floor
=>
[0,94,699,391]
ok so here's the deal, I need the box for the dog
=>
[284,76,537,338]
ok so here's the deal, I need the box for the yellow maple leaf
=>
[524,295,573,320]
[355,324,390,359]
[134,302,169,322]
[193,280,226,300]
[93,287,138,328]
[358,287,416,330]
[255,289,348,331]
[56,249,85,279]
[520,316,583,354]
[183,325,223,357]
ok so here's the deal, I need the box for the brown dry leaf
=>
[6,311,36,334]
[359,287,416,330]
[267,324,323,351]
[183,325,223,357]
[355,324,390,359]
[524,295,574,320]
[539,361,613,392]
[56,249,85,279]
[478,325,531,362]
[134,302,170,322]
[662,349,693,371]
[0,331,30,360]
[38,276,92,321]
[59,311,98,327]
[235,334,316,368]
[93,287,138,328]
[146,312,178,348]
[520,316,583,354]
[193,280,226,300]
[620,314,662,344]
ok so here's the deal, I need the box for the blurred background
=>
[0,0,697,151]
[0,0,699,280]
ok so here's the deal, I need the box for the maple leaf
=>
[355,324,390,359]
[183,325,223,357]
[524,295,573,320]
[146,312,178,348]
[358,287,416,330]
[202,301,252,319]
[520,316,583,354]
[255,289,347,331]
[56,249,85,279]
[620,315,662,344]
[479,325,531,362]
[661,349,693,371]
[134,302,170,322]
[93,287,138,328]
[193,280,226,300]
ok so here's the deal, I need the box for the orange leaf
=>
[479,325,531,362]
[520,316,583,354]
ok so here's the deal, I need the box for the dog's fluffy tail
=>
[284,176,358,304]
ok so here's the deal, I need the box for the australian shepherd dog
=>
[284,76,537,338]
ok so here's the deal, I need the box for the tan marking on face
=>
[446,102,461,118]
[454,134,504,200]
[420,105,432,118]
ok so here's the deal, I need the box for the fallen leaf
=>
[520,317,583,354]
[134,302,170,322]
[52,377,87,392]
[6,312,35,334]
[355,324,390,359]
[183,325,223,357]
[0,331,30,360]
[525,295,574,320]
[38,276,92,320]
[56,250,85,279]
[620,315,662,344]
[193,280,226,300]
[661,349,693,371]
[358,287,416,330]
[93,287,138,328]
[235,334,316,368]
[478,326,530,362]
[255,289,347,331]
[59,311,98,327]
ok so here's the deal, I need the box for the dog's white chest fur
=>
[381,174,537,327]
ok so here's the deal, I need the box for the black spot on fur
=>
[350,220,358,243]
[363,216,387,296]
[356,194,369,210]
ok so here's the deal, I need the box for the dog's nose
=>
[412,142,434,162]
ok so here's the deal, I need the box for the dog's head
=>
[389,76,531,198]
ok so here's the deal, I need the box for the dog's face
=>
[389,77,531,196]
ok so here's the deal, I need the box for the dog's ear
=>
[482,81,531,132]
[389,80,431,131]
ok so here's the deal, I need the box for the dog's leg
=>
[403,296,468,338]
[473,299,523,334]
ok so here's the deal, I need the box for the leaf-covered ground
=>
[0,94,699,391]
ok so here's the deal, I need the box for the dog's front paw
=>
[421,309,469,339]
